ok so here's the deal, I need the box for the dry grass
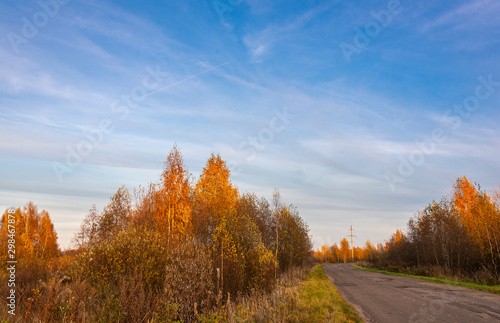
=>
[225,265,362,323]
[1,264,363,322]
[224,266,307,322]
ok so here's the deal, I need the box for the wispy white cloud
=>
[421,0,500,31]
[243,3,333,61]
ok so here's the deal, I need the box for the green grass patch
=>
[291,265,362,323]
[352,264,500,295]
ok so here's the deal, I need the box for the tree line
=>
[314,176,500,284]
[0,145,312,322]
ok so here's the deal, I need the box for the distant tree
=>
[385,229,412,264]
[354,247,363,261]
[98,186,131,240]
[73,204,100,248]
[339,238,350,263]
[331,243,340,263]
[321,245,332,262]
[363,240,377,262]
[74,186,132,246]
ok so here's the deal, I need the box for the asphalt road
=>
[323,264,500,323]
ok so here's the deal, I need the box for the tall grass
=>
[1,263,363,322]
[225,265,362,323]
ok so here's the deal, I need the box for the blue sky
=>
[1,0,499,249]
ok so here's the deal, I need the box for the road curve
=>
[323,264,500,323]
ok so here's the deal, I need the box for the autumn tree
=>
[363,240,377,262]
[236,193,275,250]
[322,244,334,262]
[354,246,364,261]
[339,238,350,263]
[211,192,280,297]
[156,145,192,242]
[38,210,59,260]
[384,229,413,265]
[19,202,38,260]
[213,217,242,296]
[73,186,131,247]
[131,183,159,232]
[1,203,59,266]
[331,243,340,263]
[406,199,474,271]
[313,244,335,262]
[98,185,131,240]
[193,153,238,243]
[274,204,312,271]
[453,176,500,276]
[233,197,276,291]
[73,204,101,249]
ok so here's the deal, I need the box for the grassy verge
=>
[290,265,362,322]
[352,264,500,295]
[226,265,362,322]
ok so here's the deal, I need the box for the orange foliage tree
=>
[156,144,192,242]
[192,153,244,296]
[312,244,338,263]
[363,240,377,262]
[1,202,59,267]
[453,176,500,275]
[339,238,350,263]
[193,153,238,243]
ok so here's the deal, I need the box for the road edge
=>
[322,264,372,323]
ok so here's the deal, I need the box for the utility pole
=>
[350,225,354,262]
[345,226,357,263]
